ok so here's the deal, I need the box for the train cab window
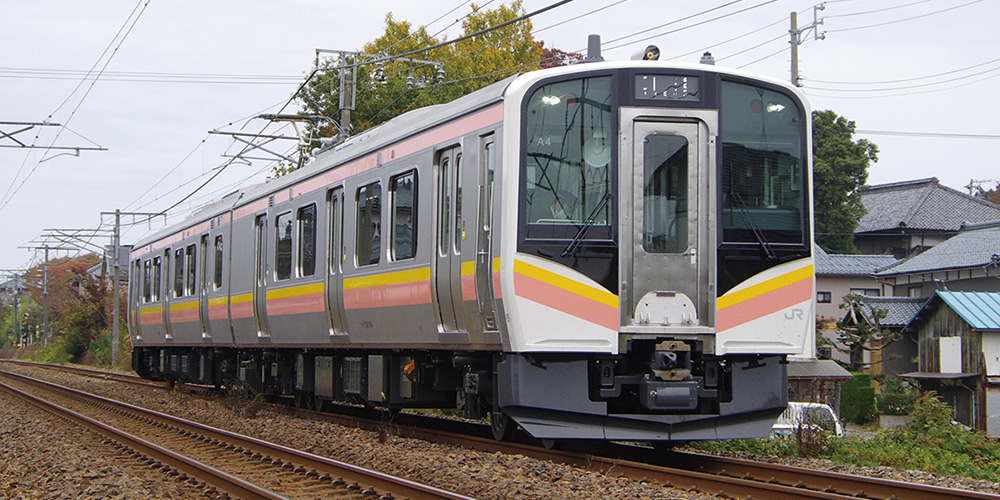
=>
[185,244,197,296]
[523,76,613,238]
[173,248,184,297]
[642,135,688,253]
[356,182,382,266]
[214,235,224,289]
[151,257,162,302]
[275,211,293,280]
[390,172,416,261]
[720,81,805,245]
[143,259,152,303]
[297,205,316,277]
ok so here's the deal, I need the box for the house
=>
[847,295,927,376]
[875,220,1000,298]
[814,244,897,321]
[900,291,1000,435]
[855,178,1000,259]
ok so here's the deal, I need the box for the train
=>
[129,51,815,444]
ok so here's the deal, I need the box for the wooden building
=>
[901,291,1000,435]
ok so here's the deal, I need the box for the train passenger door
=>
[474,136,498,331]
[434,147,467,333]
[325,188,347,335]
[253,214,271,337]
[624,114,713,328]
[198,234,211,339]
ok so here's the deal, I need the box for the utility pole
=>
[789,4,827,87]
[20,244,76,342]
[101,210,163,366]
[314,49,443,134]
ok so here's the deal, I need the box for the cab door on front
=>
[625,115,713,329]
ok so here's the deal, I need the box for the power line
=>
[854,130,1000,140]
[825,0,984,33]
[0,0,150,215]
[824,0,935,18]
[809,57,1000,85]
[807,63,1000,92]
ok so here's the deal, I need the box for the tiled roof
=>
[857,178,1000,233]
[936,291,1000,330]
[875,221,1000,276]
[814,244,898,276]
[853,295,929,328]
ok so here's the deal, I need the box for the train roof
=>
[133,60,806,251]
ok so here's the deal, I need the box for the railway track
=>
[6,360,997,500]
[0,368,473,500]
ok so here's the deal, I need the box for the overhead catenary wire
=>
[825,0,984,33]
[0,0,152,215]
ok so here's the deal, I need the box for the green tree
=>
[294,2,542,177]
[812,110,878,254]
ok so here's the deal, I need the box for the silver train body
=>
[129,61,815,442]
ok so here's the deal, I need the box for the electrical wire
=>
[0,0,151,215]
[825,0,984,33]
[809,57,1000,85]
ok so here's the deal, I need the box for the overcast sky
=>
[2,0,997,270]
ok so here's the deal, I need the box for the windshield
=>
[523,76,613,238]
[720,81,805,245]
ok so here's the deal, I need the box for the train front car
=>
[496,61,813,442]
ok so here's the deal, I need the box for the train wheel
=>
[490,410,516,442]
[293,390,314,410]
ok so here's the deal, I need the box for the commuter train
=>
[129,56,815,443]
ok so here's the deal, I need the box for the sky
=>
[2,0,998,271]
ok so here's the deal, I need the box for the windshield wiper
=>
[731,192,777,261]
[562,192,612,257]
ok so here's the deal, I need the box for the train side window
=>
[185,244,197,296]
[328,193,341,274]
[356,181,382,266]
[275,211,293,280]
[214,235,224,289]
[439,157,451,256]
[297,204,316,277]
[454,154,462,253]
[143,259,152,303]
[390,171,416,261]
[151,257,162,302]
[174,248,184,297]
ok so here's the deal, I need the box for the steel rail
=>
[0,369,474,500]
[670,451,1000,500]
[0,379,290,500]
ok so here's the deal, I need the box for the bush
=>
[841,373,876,424]
[690,393,1000,482]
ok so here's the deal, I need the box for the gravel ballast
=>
[2,364,998,499]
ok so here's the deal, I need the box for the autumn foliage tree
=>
[23,254,116,360]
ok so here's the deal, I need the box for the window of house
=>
[850,288,880,297]
[391,172,416,260]
[817,291,832,303]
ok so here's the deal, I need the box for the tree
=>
[293,2,543,176]
[538,41,583,68]
[812,110,879,254]
[835,293,899,372]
